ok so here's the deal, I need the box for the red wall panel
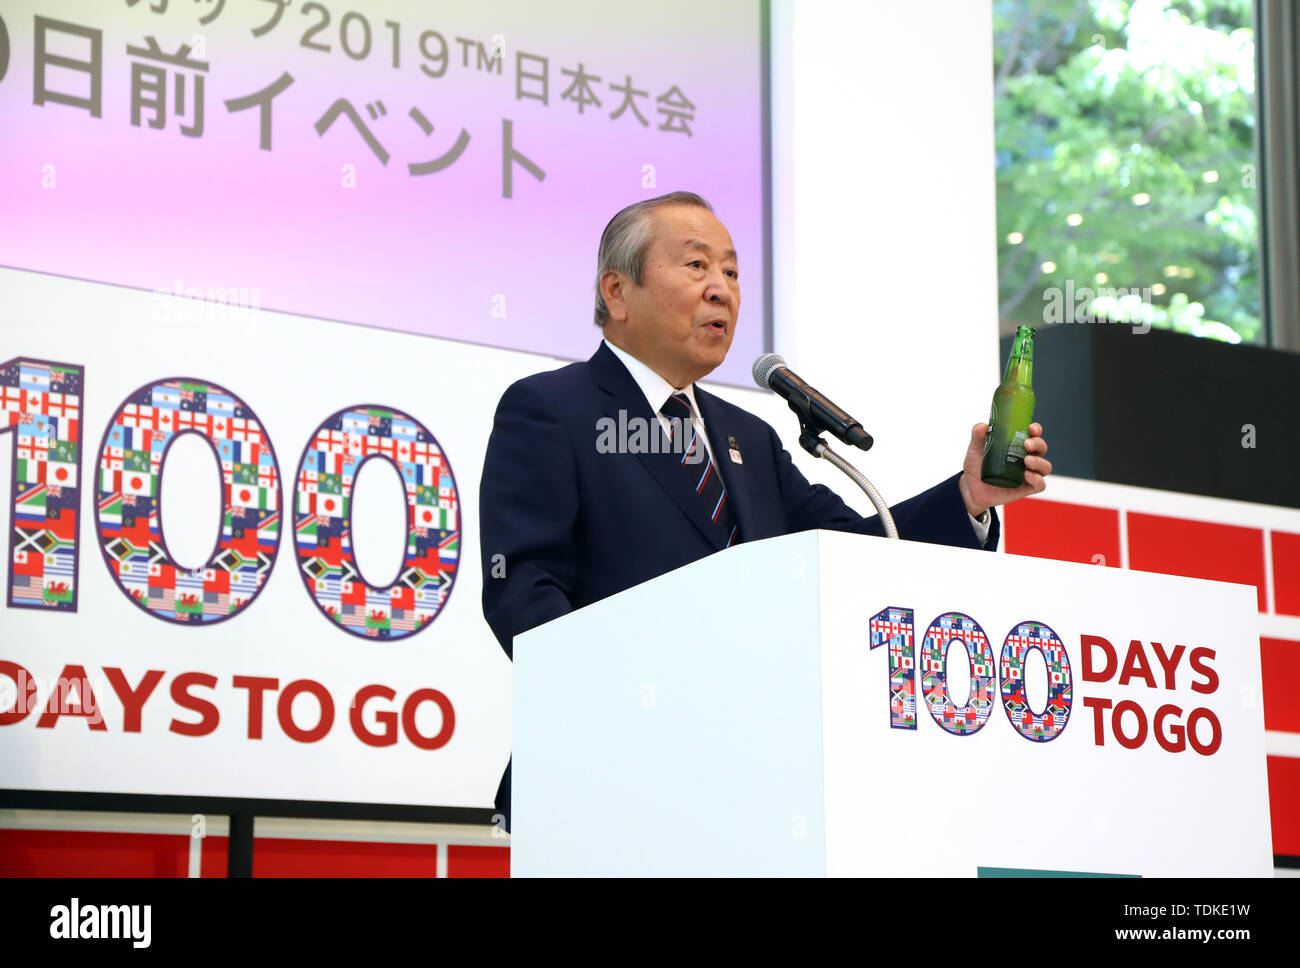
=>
[0,829,512,877]
[1126,513,1267,611]
[0,829,191,877]
[202,834,229,876]
[1272,530,1300,617]
[251,837,438,877]
[1267,756,1300,857]
[447,844,510,878]
[1003,498,1121,566]
[1261,638,1300,734]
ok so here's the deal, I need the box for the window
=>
[994,0,1261,343]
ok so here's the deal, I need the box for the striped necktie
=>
[661,392,740,548]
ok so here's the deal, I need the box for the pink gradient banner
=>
[0,0,768,385]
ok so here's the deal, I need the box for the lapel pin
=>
[728,434,743,465]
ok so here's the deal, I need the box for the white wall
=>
[744,0,1000,510]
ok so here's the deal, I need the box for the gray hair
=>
[593,191,713,327]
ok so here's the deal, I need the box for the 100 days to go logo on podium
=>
[870,606,1223,755]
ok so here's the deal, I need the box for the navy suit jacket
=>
[480,341,999,657]
[478,342,999,832]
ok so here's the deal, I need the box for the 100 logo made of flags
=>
[1,356,461,641]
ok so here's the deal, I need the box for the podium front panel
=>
[514,532,828,876]
[817,530,1271,876]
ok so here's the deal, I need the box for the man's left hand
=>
[959,422,1052,518]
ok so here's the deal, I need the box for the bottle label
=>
[1005,430,1028,465]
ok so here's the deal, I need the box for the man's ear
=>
[601,269,631,323]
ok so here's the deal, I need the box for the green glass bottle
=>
[981,326,1036,488]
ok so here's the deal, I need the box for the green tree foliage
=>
[995,0,1260,342]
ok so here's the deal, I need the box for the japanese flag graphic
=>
[45,459,76,488]
[123,469,152,497]
[316,493,343,518]
[232,483,268,510]
[413,501,440,531]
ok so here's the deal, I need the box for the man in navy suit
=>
[480,192,1053,832]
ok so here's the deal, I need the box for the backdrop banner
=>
[0,0,768,385]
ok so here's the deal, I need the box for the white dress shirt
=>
[603,338,719,467]
[601,338,991,545]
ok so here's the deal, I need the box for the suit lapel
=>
[589,343,729,551]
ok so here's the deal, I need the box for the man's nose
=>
[705,272,735,306]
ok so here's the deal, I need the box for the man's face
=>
[611,205,740,388]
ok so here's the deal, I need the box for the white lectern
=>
[512,530,1271,876]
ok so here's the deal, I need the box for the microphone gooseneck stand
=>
[787,398,900,541]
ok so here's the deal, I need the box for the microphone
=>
[752,354,873,451]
